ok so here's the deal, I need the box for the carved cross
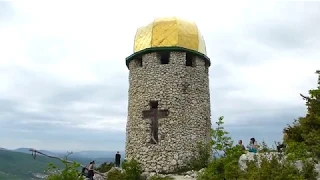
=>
[142,101,169,144]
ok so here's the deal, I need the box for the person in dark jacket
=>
[115,151,121,167]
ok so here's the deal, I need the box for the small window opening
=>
[137,57,142,67]
[159,51,170,64]
[150,101,158,108]
[186,52,194,67]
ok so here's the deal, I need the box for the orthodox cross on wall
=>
[142,101,169,144]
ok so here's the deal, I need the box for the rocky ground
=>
[87,168,199,180]
[170,175,196,180]
[89,175,196,180]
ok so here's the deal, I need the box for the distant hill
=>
[0,149,64,180]
[0,149,117,180]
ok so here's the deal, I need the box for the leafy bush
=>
[149,175,174,180]
[96,162,114,173]
[107,168,125,180]
[242,154,303,180]
[258,140,273,153]
[122,158,142,180]
[107,158,143,180]
[46,160,84,180]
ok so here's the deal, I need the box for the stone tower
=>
[125,17,211,173]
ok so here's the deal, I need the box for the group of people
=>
[81,151,122,179]
[238,138,258,153]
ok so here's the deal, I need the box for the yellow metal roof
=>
[133,17,207,55]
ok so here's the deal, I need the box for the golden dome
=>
[133,17,207,55]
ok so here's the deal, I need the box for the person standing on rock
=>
[87,161,95,180]
[115,151,121,167]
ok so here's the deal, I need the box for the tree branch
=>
[300,93,320,103]
[300,93,310,100]
[29,148,107,177]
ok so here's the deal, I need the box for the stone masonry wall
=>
[125,51,211,173]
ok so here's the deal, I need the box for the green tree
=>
[197,116,244,180]
[210,116,233,156]
[45,152,84,180]
[284,70,320,158]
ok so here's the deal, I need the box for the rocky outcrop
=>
[238,152,284,170]
[140,169,203,180]
[126,51,211,173]
[92,167,202,180]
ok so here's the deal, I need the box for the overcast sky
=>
[0,0,319,151]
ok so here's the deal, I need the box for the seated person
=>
[238,140,246,151]
[247,138,258,153]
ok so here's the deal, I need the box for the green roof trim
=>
[125,46,211,68]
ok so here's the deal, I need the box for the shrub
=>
[106,158,143,180]
[149,175,174,180]
[46,160,84,180]
[107,168,125,180]
[96,162,114,173]
[122,158,142,180]
[258,140,273,153]
[197,145,244,180]
[242,154,304,180]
